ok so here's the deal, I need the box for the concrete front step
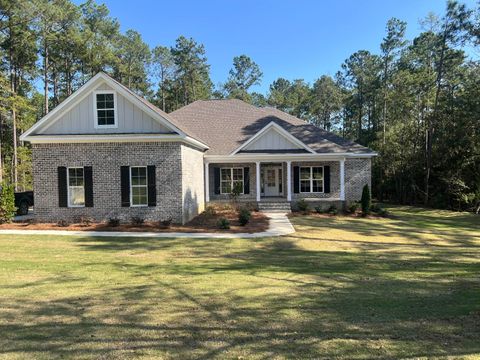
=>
[258,202,292,212]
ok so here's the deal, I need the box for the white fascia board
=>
[230,121,316,155]
[205,152,377,163]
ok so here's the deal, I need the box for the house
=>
[20,73,377,224]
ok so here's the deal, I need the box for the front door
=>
[264,167,282,196]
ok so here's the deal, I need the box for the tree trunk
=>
[44,38,49,115]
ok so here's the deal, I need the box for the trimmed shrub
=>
[158,218,172,229]
[217,217,230,229]
[296,199,309,212]
[361,184,371,217]
[0,183,16,224]
[238,208,251,226]
[348,202,360,214]
[328,204,338,215]
[204,205,217,217]
[130,216,144,226]
[107,217,120,227]
[314,206,324,214]
[57,219,69,227]
[80,217,93,227]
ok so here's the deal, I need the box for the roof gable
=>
[21,73,185,139]
[232,121,315,154]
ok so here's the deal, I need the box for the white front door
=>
[264,167,282,196]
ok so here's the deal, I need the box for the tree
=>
[223,55,262,101]
[311,75,343,131]
[151,46,174,111]
[267,78,311,120]
[170,36,212,108]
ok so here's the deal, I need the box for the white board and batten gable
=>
[231,121,315,154]
[20,73,209,150]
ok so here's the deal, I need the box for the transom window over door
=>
[130,166,148,206]
[300,166,324,193]
[220,168,244,194]
[94,91,116,127]
[68,167,85,206]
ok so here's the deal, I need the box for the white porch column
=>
[205,162,210,203]
[340,158,345,201]
[287,160,292,201]
[256,161,261,202]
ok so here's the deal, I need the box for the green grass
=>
[0,205,479,359]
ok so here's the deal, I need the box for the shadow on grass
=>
[1,208,480,358]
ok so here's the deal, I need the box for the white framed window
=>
[300,166,324,193]
[220,168,244,194]
[130,166,148,207]
[67,167,85,207]
[94,90,117,128]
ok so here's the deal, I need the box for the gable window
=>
[130,166,148,206]
[220,168,244,194]
[94,91,117,128]
[67,167,85,207]
[300,166,324,193]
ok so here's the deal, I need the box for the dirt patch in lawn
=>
[3,208,269,233]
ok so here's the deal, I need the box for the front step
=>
[258,201,292,213]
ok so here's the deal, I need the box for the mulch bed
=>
[4,208,269,233]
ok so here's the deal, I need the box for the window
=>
[220,168,244,194]
[68,167,85,207]
[299,166,324,193]
[130,166,148,206]
[94,91,116,127]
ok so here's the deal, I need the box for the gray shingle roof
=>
[169,99,374,156]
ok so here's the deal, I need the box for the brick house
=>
[20,73,377,224]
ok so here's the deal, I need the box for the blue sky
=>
[82,0,477,94]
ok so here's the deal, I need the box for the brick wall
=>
[181,144,205,223]
[32,142,204,224]
[345,158,371,202]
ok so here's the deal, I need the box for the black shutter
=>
[243,167,250,194]
[324,166,330,193]
[58,167,68,207]
[293,166,300,194]
[213,167,220,195]
[84,166,94,207]
[120,166,130,207]
[147,165,156,207]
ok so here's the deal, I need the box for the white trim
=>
[220,167,244,195]
[205,152,376,163]
[23,133,209,150]
[256,162,260,202]
[287,161,292,201]
[340,158,345,201]
[299,166,324,194]
[129,166,148,207]
[205,162,210,202]
[67,167,85,208]
[230,121,316,155]
[93,90,118,129]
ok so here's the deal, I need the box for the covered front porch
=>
[204,155,347,205]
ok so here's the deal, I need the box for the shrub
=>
[217,217,230,229]
[130,216,144,226]
[204,205,217,217]
[80,216,93,227]
[158,218,172,229]
[57,219,69,227]
[296,199,309,212]
[238,208,251,226]
[328,204,338,215]
[377,208,389,217]
[314,206,324,214]
[348,202,360,214]
[361,184,371,217]
[370,203,381,213]
[0,183,16,224]
[107,217,120,227]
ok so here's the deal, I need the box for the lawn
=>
[0,206,479,359]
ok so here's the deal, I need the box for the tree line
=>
[1,0,479,212]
